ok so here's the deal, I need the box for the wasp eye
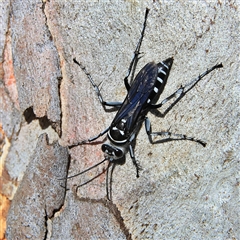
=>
[114,148,123,158]
[101,144,107,152]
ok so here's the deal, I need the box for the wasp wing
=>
[112,62,158,134]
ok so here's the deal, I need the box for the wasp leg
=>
[124,8,150,90]
[145,117,206,147]
[73,58,122,109]
[69,127,110,148]
[129,144,142,178]
[106,162,114,201]
[150,63,223,116]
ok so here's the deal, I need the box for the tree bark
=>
[1,0,239,239]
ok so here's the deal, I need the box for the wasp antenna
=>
[76,166,109,188]
[60,158,108,180]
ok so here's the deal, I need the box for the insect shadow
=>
[67,8,223,200]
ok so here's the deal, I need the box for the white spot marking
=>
[112,126,125,136]
[158,68,167,75]
[154,87,158,93]
[157,77,163,83]
[147,99,151,103]
[119,130,125,135]
[160,61,169,69]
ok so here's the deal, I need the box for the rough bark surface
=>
[1,0,239,239]
[6,134,68,239]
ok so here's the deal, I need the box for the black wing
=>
[111,62,158,134]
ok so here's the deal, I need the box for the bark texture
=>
[1,0,239,239]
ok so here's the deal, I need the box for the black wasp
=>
[69,8,223,200]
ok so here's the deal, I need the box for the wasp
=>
[69,8,223,200]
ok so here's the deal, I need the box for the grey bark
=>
[1,0,239,239]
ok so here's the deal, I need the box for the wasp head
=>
[101,143,125,161]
